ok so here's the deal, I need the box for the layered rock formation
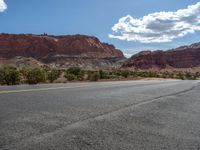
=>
[0,34,125,69]
[122,42,200,70]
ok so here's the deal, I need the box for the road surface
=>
[0,80,200,150]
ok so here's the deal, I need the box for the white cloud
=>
[123,52,133,58]
[109,2,200,43]
[0,0,7,12]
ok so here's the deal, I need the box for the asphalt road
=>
[0,80,200,150]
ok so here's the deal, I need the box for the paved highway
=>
[0,80,200,150]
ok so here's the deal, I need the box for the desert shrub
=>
[47,69,61,83]
[19,67,29,77]
[65,67,85,81]
[114,70,121,76]
[99,70,109,79]
[159,71,171,79]
[67,67,82,76]
[130,71,138,77]
[88,72,100,81]
[148,71,159,78]
[0,68,4,84]
[140,71,149,77]
[120,70,130,78]
[64,73,76,81]
[0,66,20,85]
[195,72,200,79]
[176,71,185,80]
[26,68,46,84]
[77,70,85,81]
[184,72,191,80]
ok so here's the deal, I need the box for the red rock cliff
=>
[0,34,125,69]
[122,43,200,70]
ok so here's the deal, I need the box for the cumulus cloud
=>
[109,2,200,43]
[0,0,7,12]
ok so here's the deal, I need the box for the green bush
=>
[67,67,82,76]
[65,73,76,81]
[20,67,29,77]
[176,71,185,80]
[121,70,130,78]
[89,72,100,81]
[65,67,85,81]
[99,70,109,79]
[1,66,200,85]
[0,66,20,85]
[195,72,200,79]
[26,68,46,84]
[185,72,196,80]
[47,69,61,83]
[0,68,4,84]
[77,70,85,81]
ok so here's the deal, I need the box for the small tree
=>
[26,68,46,84]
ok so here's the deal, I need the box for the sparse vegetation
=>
[64,67,85,81]
[0,66,199,85]
[64,73,76,81]
[25,68,46,84]
[99,70,109,79]
[47,69,61,83]
[88,72,100,81]
[0,66,20,85]
[120,70,130,78]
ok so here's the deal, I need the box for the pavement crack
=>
[4,82,200,149]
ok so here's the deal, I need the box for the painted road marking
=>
[0,85,89,94]
[0,80,176,95]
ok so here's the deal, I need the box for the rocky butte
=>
[122,42,200,71]
[0,33,125,69]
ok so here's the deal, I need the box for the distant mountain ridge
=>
[0,33,125,69]
[1,33,200,71]
[122,42,200,70]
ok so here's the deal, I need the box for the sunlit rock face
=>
[122,43,200,70]
[0,34,125,69]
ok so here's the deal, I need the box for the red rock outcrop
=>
[0,34,125,69]
[122,43,200,70]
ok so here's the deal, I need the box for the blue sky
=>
[0,0,200,57]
